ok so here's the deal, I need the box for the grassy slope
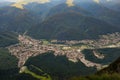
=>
[69,56,120,80]
[0,48,18,70]
[24,48,120,80]
[20,65,52,80]
[69,73,120,80]
[0,32,18,47]
[25,53,96,79]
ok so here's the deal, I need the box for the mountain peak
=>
[66,0,74,7]
[93,0,100,3]
[11,0,50,9]
[11,0,76,9]
[11,0,114,9]
[11,1,27,9]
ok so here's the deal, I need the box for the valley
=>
[8,32,120,70]
[0,0,120,80]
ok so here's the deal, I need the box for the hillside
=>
[101,0,120,12]
[46,3,91,18]
[0,7,36,33]
[0,32,18,47]
[0,48,120,80]
[24,3,53,21]
[0,48,18,70]
[0,32,119,80]
[99,57,120,74]
[24,1,65,21]
[75,1,120,27]
[28,12,120,40]
[69,56,120,80]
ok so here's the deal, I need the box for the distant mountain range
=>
[0,2,13,7]
[10,0,120,9]
[0,0,120,40]
[0,7,37,33]
[76,1,120,27]
[28,11,119,40]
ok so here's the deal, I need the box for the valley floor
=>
[7,33,120,70]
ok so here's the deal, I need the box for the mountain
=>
[28,11,119,40]
[108,3,120,12]
[11,0,50,9]
[10,0,66,21]
[0,1,62,32]
[24,2,64,21]
[0,7,37,33]
[11,0,65,9]
[46,3,91,18]
[0,48,18,70]
[75,1,120,27]
[0,2,13,8]
[69,56,120,80]
[102,1,120,12]
[99,57,120,74]
[0,0,119,34]
[24,3,53,21]
[0,31,18,47]
[0,1,120,80]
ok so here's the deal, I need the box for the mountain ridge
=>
[28,11,120,40]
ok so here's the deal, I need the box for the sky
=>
[0,0,17,2]
[0,0,116,4]
[0,0,113,2]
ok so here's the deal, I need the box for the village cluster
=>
[8,33,120,70]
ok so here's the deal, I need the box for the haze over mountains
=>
[0,0,120,40]
[28,12,119,40]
